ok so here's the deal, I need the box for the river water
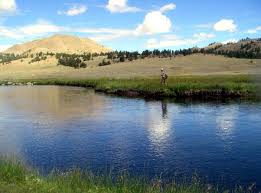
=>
[0,86,260,188]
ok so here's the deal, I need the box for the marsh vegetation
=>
[0,159,258,193]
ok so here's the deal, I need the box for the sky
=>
[0,0,260,51]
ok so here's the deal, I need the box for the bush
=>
[99,59,111,66]
[29,55,48,64]
[58,56,87,68]
[119,56,125,62]
[30,56,41,63]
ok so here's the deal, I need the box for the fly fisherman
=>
[161,68,168,85]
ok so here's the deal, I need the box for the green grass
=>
[0,159,257,193]
[1,74,260,99]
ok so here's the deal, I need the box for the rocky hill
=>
[3,34,111,54]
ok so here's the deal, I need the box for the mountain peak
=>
[4,34,112,54]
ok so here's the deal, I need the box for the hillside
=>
[203,38,261,58]
[0,54,260,80]
[0,36,260,79]
[3,34,111,54]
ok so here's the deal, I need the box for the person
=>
[160,68,168,85]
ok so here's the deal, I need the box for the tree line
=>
[104,38,261,62]
[0,53,26,64]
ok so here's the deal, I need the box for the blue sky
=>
[0,0,260,51]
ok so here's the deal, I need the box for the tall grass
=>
[1,74,259,99]
[0,159,257,193]
[95,75,257,97]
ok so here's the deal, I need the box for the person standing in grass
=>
[161,68,168,85]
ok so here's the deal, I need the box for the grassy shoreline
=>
[0,159,257,193]
[0,75,260,99]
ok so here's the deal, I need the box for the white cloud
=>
[0,0,16,13]
[0,26,23,38]
[71,27,133,41]
[58,4,87,16]
[0,2,177,44]
[0,20,63,39]
[247,26,261,34]
[193,32,215,39]
[0,21,134,41]
[146,33,215,49]
[135,11,172,35]
[159,3,176,13]
[214,19,237,32]
[19,20,63,36]
[1,3,177,45]
[160,34,179,40]
[147,37,194,48]
[106,0,140,13]
[0,44,11,52]
[89,31,134,42]
[134,3,177,36]
[221,39,238,44]
[87,3,177,40]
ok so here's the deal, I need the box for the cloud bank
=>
[106,0,140,13]
[247,26,261,34]
[58,4,87,16]
[214,19,237,32]
[0,0,16,13]
[146,33,215,49]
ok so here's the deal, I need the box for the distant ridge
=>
[204,38,261,53]
[4,34,112,54]
[186,38,261,58]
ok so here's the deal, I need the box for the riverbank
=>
[0,159,257,193]
[0,75,260,99]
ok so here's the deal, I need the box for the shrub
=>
[58,56,87,68]
[99,59,111,66]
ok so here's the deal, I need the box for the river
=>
[0,86,260,189]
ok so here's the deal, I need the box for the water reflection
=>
[0,86,108,123]
[162,101,168,118]
[216,106,238,145]
[147,101,172,156]
[215,106,239,153]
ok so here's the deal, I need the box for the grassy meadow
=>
[0,54,260,98]
[0,159,257,193]
[0,74,260,99]
[0,54,261,79]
